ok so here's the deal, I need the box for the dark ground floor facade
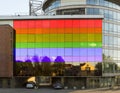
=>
[0,76,119,89]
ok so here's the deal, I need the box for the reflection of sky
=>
[103,36,120,60]
[16,48,102,62]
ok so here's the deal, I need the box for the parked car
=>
[53,82,63,89]
[26,81,38,89]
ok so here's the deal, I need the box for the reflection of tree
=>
[95,63,102,76]
[15,59,34,76]
[25,59,34,76]
[53,56,65,76]
[32,55,41,76]
[95,54,119,74]
[15,60,23,76]
[41,56,52,76]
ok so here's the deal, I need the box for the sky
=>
[0,0,44,15]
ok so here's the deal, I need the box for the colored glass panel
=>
[16,42,102,48]
[14,19,102,28]
[16,48,102,57]
[16,34,102,42]
[14,19,102,63]
[15,28,102,34]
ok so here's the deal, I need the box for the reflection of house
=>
[65,64,73,69]
[80,62,95,76]
[80,62,95,71]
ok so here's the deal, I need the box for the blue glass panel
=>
[88,48,95,56]
[73,48,80,56]
[42,48,50,56]
[57,48,64,56]
[50,48,57,56]
[80,48,87,56]
[65,48,72,56]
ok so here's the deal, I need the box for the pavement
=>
[0,87,120,93]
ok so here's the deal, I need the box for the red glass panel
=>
[73,20,80,28]
[95,19,102,27]
[28,20,35,28]
[35,20,42,28]
[14,19,102,28]
[80,20,87,27]
[87,20,94,27]
[42,20,50,28]
[50,20,57,28]
[64,20,73,28]
[57,20,65,28]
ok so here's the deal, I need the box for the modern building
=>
[0,0,120,89]
[42,0,120,88]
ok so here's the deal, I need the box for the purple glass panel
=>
[88,56,95,62]
[15,56,26,62]
[95,56,102,62]
[41,56,51,62]
[64,56,73,62]
[80,56,88,62]
[54,56,65,62]
[73,56,80,62]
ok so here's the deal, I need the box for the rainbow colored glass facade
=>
[14,19,102,63]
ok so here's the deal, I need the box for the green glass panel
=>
[16,42,102,48]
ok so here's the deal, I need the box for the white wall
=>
[0,21,13,27]
[61,0,86,6]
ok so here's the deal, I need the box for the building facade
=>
[0,0,120,89]
[42,0,120,87]
[0,25,15,88]
[0,15,104,88]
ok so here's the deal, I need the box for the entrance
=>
[36,76,51,86]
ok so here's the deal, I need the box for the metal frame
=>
[29,0,44,16]
[0,15,104,20]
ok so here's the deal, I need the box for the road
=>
[0,88,120,93]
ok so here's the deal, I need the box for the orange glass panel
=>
[95,28,102,34]
[15,28,102,34]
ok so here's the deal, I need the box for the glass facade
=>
[14,19,102,76]
[86,0,120,74]
[45,0,60,12]
[43,0,120,75]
